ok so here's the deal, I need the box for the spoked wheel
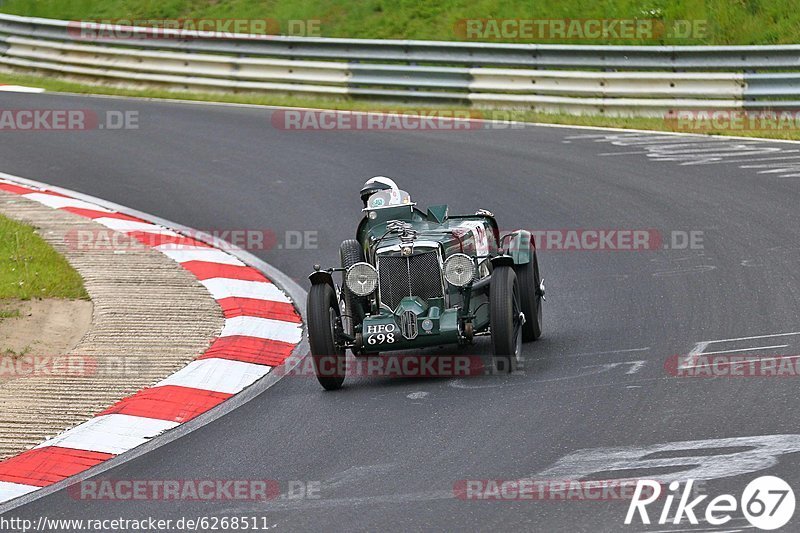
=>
[307,283,346,390]
[515,249,543,342]
[490,266,524,373]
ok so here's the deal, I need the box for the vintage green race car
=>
[307,178,544,390]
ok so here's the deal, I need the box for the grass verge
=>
[2,70,800,141]
[1,0,799,45]
[0,213,89,300]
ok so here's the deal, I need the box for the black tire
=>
[515,250,543,342]
[490,266,523,373]
[307,283,346,390]
[340,239,368,355]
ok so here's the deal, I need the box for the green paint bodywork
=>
[352,202,502,353]
[362,297,462,351]
[503,229,533,265]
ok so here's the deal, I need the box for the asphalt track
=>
[1,92,800,532]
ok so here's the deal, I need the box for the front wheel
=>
[490,266,523,373]
[307,283,346,390]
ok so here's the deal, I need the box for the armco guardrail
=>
[0,13,798,117]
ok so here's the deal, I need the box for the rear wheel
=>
[490,266,523,373]
[340,239,367,355]
[307,283,346,390]
[515,250,543,342]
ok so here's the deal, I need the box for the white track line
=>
[700,344,790,356]
[678,341,710,370]
[0,85,45,93]
[683,354,800,370]
[704,331,800,344]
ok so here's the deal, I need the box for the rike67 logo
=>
[625,476,795,530]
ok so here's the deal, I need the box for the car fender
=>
[308,270,342,318]
[309,270,336,289]
[500,229,533,265]
[490,255,516,268]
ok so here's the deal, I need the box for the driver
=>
[359,176,399,208]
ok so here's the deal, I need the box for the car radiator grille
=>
[378,251,443,311]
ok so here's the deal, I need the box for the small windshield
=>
[365,189,413,210]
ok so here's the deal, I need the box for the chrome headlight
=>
[443,253,476,287]
[345,262,378,296]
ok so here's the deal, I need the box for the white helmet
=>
[360,176,399,206]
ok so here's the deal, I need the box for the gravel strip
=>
[0,190,224,459]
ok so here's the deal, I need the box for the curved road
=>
[2,93,800,531]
